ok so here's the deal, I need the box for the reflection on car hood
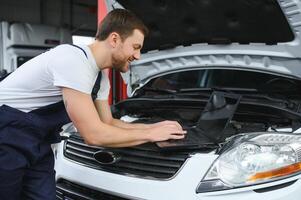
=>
[106,0,301,84]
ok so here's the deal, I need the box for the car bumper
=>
[54,141,301,200]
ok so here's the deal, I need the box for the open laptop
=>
[156,91,241,150]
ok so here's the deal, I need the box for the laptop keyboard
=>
[167,127,211,145]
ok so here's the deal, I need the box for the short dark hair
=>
[95,9,149,41]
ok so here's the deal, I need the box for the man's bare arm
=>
[94,99,183,130]
[94,99,150,129]
[62,88,186,147]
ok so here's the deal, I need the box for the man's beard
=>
[112,53,128,73]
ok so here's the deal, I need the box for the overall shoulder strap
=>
[91,72,102,101]
[69,44,102,101]
[70,44,88,58]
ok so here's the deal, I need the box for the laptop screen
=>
[196,91,241,142]
[156,91,241,149]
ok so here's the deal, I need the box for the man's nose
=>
[133,51,141,60]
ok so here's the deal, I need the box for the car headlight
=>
[197,132,301,193]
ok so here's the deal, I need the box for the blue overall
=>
[0,45,102,200]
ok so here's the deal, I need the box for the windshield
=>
[142,69,301,94]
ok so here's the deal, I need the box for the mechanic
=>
[0,9,186,200]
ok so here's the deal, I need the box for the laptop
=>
[156,91,241,150]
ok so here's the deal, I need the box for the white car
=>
[55,0,301,199]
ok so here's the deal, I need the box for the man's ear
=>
[108,32,120,48]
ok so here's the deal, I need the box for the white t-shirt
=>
[0,44,110,112]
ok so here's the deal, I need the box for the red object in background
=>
[97,0,107,23]
[115,71,128,102]
[97,0,128,105]
[97,0,112,105]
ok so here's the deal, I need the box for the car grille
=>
[63,135,191,179]
[56,179,129,200]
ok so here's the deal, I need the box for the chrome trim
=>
[93,150,121,165]
[67,143,95,154]
[65,149,95,161]
[66,138,103,150]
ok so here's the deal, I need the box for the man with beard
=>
[0,9,186,200]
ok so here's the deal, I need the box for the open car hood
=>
[105,0,301,85]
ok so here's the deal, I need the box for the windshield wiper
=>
[133,87,178,97]
[138,86,257,95]
[137,87,256,98]
[240,93,298,110]
[178,87,258,93]
[178,87,298,110]
[136,87,298,109]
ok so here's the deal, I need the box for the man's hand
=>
[148,120,183,130]
[147,121,187,142]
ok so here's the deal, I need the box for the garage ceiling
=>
[0,0,98,36]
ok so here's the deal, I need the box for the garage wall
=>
[0,0,97,36]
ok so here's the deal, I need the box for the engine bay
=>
[113,97,301,149]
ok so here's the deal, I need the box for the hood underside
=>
[108,0,301,52]
[106,0,301,85]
